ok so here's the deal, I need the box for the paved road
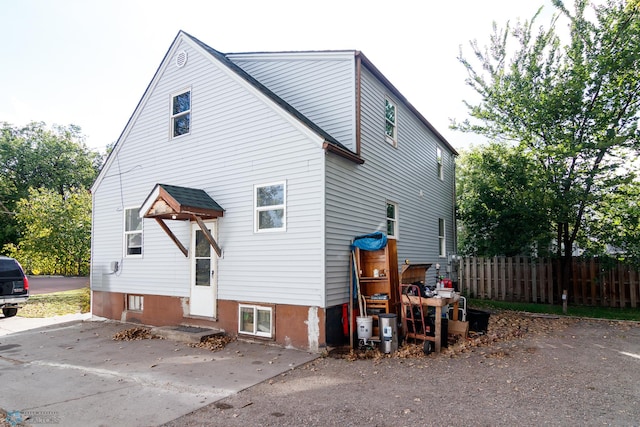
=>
[27,276,89,295]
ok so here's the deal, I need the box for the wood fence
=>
[459,257,639,308]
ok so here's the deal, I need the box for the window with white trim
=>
[239,304,273,338]
[127,295,144,311]
[386,201,398,238]
[254,182,286,232]
[436,147,443,180]
[124,208,142,257]
[385,97,397,146]
[171,89,191,138]
[438,218,446,257]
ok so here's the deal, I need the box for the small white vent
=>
[175,50,188,68]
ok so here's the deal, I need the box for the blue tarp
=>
[351,231,387,251]
[351,232,388,299]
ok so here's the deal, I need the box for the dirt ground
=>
[163,312,640,427]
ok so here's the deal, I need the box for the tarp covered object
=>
[351,231,388,251]
[351,232,388,298]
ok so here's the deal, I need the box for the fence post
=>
[532,259,537,304]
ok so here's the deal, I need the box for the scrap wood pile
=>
[337,310,580,361]
[112,326,158,341]
[189,334,236,351]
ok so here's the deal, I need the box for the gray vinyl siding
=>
[324,66,457,306]
[229,53,356,152]
[92,38,326,307]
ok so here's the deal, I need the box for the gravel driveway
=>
[164,313,640,427]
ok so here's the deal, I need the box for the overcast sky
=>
[1,0,559,152]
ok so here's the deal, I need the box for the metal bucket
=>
[378,313,398,354]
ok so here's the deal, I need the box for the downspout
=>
[355,52,362,156]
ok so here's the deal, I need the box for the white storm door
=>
[190,221,217,317]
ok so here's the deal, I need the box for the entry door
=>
[190,221,217,317]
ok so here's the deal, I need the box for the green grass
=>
[18,286,91,318]
[467,298,640,322]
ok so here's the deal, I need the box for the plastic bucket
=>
[356,316,373,340]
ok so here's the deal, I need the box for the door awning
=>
[139,184,224,257]
[140,183,224,221]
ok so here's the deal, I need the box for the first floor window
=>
[171,89,191,138]
[239,304,273,338]
[386,201,398,238]
[438,218,446,257]
[127,295,144,311]
[124,208,143,257]
[255,182,286,232]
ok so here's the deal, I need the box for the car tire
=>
[2,307,18,318]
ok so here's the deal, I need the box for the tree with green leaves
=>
[580,180,640,266]
[457,143,553,257]
[0,122,102,246]
[3,187,92,276]
[452,0,640,291]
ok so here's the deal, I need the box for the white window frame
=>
[170,87,191,139]
[124,207,143,258]
[254,181,286,233]
[438,218,446,257]
[385,97,397,147]
[436,146,444,180]
[127,295,144,312]
[238,304,273,338]
[386,201,398,239]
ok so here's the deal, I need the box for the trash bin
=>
[467,309,490,333]
[379,313,398,354]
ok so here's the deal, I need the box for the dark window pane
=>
[195,230,210,258]
[387,219,394,236]
[195,259,210,286]
[386,203,395,219]
[385,100,395,123]
[173,113,190,136]
[173,92,190,114]
[257,185,284,207]
[259,209,284,229]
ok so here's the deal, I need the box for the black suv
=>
[0,256,29,317]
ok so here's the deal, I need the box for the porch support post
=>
[154,218,188,257]
[193,215,222,257]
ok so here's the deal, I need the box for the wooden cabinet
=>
[355,239,399,323]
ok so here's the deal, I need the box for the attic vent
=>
[175,50,188,68]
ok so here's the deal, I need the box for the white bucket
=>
[356,316,373,340]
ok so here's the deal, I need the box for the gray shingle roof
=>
[158,184,223,212]
[182,31,351,153]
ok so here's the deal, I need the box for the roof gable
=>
[140,183,224,221]
[92,31,361,192]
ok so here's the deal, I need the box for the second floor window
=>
[385,97,397,146]
[437,147,443,180]
[124,208,143,257]
[171,89,191,138]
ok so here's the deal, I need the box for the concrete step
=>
[151,325,223,343]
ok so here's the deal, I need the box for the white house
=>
[90,31,458,352]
